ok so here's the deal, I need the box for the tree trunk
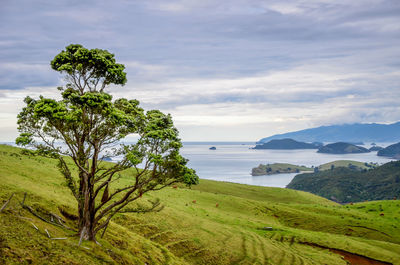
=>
[78,171,97,241]
[80,213,96,240]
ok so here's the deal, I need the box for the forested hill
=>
[258,122,400,143]
[253,138,319,149]
[287,161,400,203]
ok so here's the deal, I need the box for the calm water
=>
[3,141,394,188]
[180,143,395,188]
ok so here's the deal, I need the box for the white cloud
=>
[0,0,399,141]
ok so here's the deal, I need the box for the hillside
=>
[318,160,378,171]
[317,142,370,154]
[1,144,400,265]
[253,139,319,150]
[258,122,400,143]
[287,161,400,203]
[378,142,400,158]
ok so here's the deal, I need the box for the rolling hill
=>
[1,144,400,264]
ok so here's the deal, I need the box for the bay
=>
[3,141,394,188]
[181,142,394,188]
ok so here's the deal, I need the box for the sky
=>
[0,0,399,141]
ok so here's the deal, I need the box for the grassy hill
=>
[1,144,400,264]
[318,160,378,171]
[287,161,400,203]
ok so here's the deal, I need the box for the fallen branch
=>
[20,194,75,232]
[51,237,67,240]
[50,212,66,224]
[45,229,51,238]
[16,215,34,221]
[30,222,39,230]
[0,193,14,212]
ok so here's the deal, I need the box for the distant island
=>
[369,146,383,151]
[251,163,312,176]
[253,138,319,150]
[287,161,400,203]
[258,122,400,143]
[377,142,400,158]
[209,146,217,150]
[317,142,370,154]
[252,160,376,176]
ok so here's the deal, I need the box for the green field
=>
[1,144,400,264]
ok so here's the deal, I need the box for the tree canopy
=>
[16,44,198,241]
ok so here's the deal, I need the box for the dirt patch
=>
[303,242,392,265]
[330,249,392,265]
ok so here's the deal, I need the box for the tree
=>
[16,44,198,241]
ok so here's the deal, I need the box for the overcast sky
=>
[1,0,399,141]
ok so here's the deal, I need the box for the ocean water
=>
[180,143,395,188]
[3,141,395,188]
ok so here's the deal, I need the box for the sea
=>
[2,141,395,188]
[180,142,395,188]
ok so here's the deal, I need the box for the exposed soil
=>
[303,242,392,265]
[331,249,392,265]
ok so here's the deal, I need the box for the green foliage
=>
[15,44,198,241]
[51,44,127,89]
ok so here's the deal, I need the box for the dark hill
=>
[378,142,400,158]
[253,138,319,150]
[287,161,400,203]
[317,142,370,154]
[369,146,383,151]
[258,122,400,143]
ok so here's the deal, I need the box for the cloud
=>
[0,0,399,140]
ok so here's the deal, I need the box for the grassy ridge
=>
[0,144,400,264]
[318,160,378,171]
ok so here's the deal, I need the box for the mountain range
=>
[258,122,400,143]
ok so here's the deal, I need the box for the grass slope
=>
[318,160,378,171]
[287,161,400,203]
[1,144,400,265]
